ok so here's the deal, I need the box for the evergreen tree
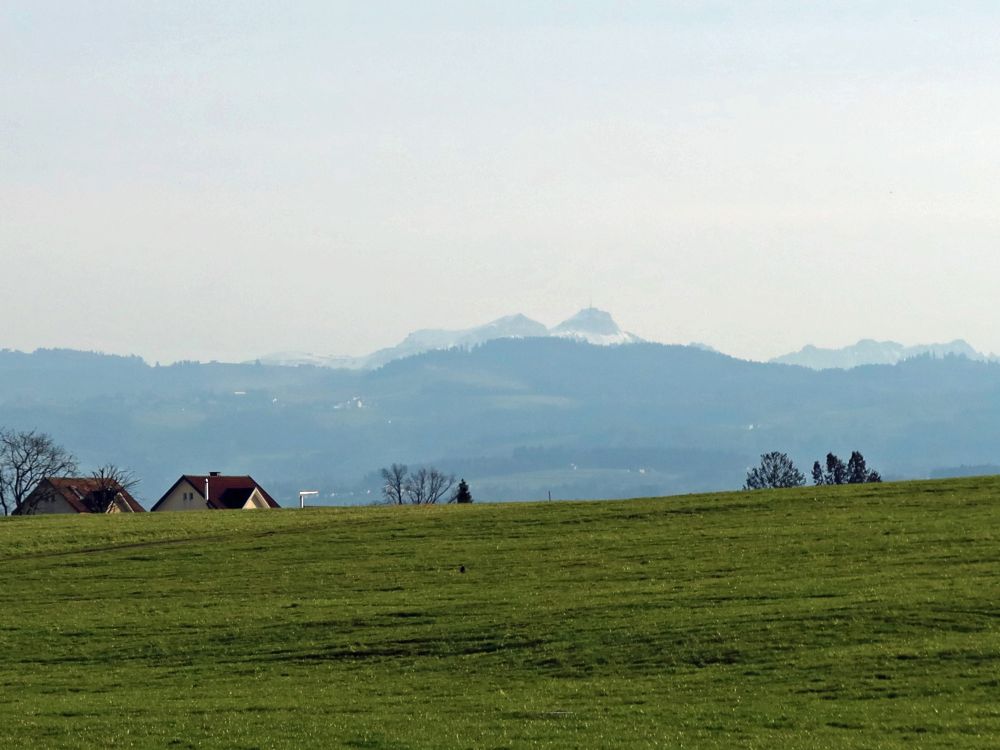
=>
[815,451,882,485]
[825,453,847,485]
[847,451,871,484]
[453,478,473,504]
[811,461,824,486]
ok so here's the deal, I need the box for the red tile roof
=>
[16,477,145,514]
[151,474,280,511]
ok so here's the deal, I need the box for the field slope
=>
[0,479,998,748]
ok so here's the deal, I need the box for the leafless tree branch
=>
[0,429,78,516]
[380,463,408,505]
[425,469,455,505]
[88,463,140,512]
[404,467,429,505]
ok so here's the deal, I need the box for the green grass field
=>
[0,478,998,748]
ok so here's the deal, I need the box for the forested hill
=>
[1,341,999,506]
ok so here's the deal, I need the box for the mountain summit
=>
[549,308,644,346]
[255,309,642,369]
[362,314,549,369]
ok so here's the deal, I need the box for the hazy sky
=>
[4,2,1000,363]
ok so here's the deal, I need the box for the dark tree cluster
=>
[744,450,882,491]
[379,463,471,505]
[812,452,881,485]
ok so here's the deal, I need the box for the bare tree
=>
[404,467,429,505]
[380,463,408,505]
[0,429,78,515]
[87,463,140,512]
[425,468,455,505]
[381,464,456,505]
[404,467,455,505]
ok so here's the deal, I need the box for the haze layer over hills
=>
[3,335,1000,506]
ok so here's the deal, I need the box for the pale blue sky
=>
[4,2,1000,362]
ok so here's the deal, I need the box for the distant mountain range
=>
[256,308,994,373]
[255,308,643,369]
[4,339,1000,506]
[770,339,995,370]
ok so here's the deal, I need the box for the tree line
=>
[744,451,882,491]
[2,426,881,512]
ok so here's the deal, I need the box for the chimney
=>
[210,471,221,476]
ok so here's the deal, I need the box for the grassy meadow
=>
[0,478,998,748]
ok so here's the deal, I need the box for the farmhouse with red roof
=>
[151,472,280,511]
[14,477,146,515]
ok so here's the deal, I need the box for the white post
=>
[298,490,319,509]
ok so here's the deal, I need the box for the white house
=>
[151,473,279,511]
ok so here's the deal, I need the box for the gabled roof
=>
[16,477,145,514]
[151,474,280,510]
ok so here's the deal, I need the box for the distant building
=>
[151,473,280,511]
[14,477,146,515]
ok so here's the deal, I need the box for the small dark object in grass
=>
[459,565,466,573]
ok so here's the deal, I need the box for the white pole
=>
[298,490,319,509]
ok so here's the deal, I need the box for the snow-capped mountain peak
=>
[549,308,644,346]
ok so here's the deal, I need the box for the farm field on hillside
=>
[0,479,998,748]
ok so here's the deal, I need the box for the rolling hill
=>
[0,478,997,747]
